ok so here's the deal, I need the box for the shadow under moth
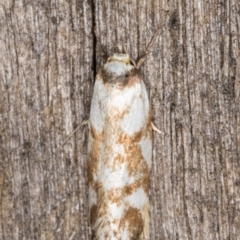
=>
[88,28,163,240]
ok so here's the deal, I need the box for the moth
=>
[88,30,162,240]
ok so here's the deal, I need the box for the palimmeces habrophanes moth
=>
[88,28,162,240]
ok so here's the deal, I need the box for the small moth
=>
[88,31,161,239]
[88,52,151,239]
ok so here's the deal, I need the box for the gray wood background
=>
[0,0,240,239]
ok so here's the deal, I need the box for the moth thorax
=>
[104,53,134,79]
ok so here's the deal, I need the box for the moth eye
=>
[125,74,129,78]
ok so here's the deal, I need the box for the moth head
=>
[101,52,138,88]
[108,44,136,67]
[107,53,130,64]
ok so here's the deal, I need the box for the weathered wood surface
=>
[0,0,93,239]
[1,0,240,239]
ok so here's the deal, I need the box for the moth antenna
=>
[146,48,162,54]
[144,24,163,54]
[136,22,164,69]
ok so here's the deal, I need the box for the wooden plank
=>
[90,0,240,239]
[0,0,92,239]
[0,0,240,239]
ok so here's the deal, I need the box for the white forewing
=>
[88,53,152,240]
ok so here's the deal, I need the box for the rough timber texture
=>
[0,0,240,239]
[0,0,93,239]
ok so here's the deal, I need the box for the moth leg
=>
[151,122,164,135]
[56,119,89,150]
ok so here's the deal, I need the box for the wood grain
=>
[0,0,239,239]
